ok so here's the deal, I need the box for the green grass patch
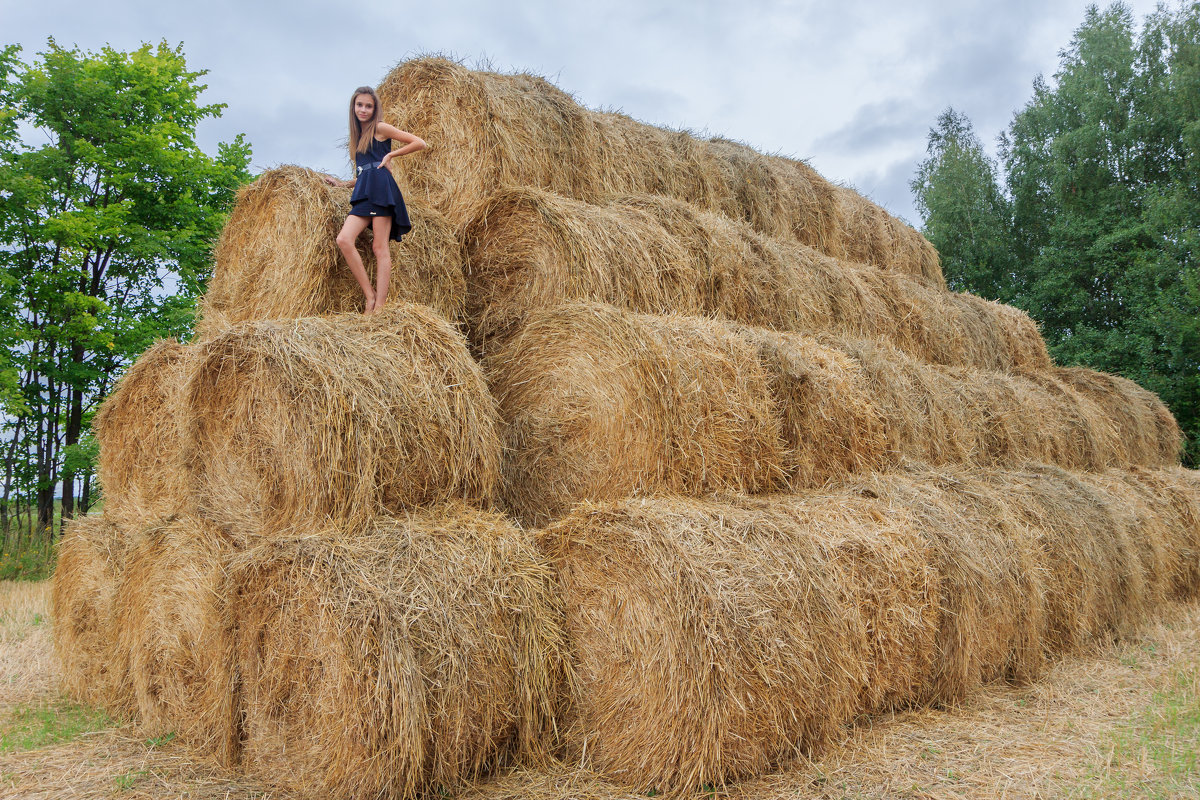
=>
[1082,664,1200,798]
[0,538,55,581]
[0,699,113,753]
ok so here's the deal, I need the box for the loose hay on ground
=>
[229,505,569,800]
[183,305,502,532]
[199,165,464,338]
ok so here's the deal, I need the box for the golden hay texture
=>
[378,57,940,282]
[228,505,569,800]
[539,495,939,793]
[91,339,194,524]
[182,305,502,532]
[50,514,134,717]
[487,304,788,526]
[110,515,238,755]
[487,304,1178,525]
[539,465,1200,795]
[198,165,464,338]
[463,187,1047,368]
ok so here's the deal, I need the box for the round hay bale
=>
[378,56,939,280]
[462,188,703,350]
[92,339,195,524]
[1053,367,1183,466]
[50,514,134,717]
[954,294,1052,371]
[183,305,501,532]
[1122,466,1200,597]
[230,505,568,800]
[991,466,1149,655]
[463,187,1037,368]
[540,494,938,792]
[486,304,788,527]
[111,515,238,756]
[849,471,1046,701]
[199,165,464,338]
[378,58,598,227]
[735,327,894,485]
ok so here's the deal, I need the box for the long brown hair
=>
[348,86,382,163]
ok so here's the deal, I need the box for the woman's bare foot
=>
[363,294,377,314]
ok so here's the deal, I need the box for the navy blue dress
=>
[349,136,412,241]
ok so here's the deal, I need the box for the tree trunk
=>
[61,368,84,521]
[80,470,91,515]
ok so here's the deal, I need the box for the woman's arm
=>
[321,173,356,188]
[377,123,427,168]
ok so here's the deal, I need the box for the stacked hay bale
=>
[52,54,1200,800]
[377,57,941,284]
[199,165,465,336]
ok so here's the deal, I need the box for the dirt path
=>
[3,580,1196,799]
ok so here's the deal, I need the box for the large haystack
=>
[541,465,1200,794]
[111,515,238,755]
[463,187,1047,369]
[377,57,940,282]
[92,339,194,524]
[228,505,568,800]
[488,304,1178,525]
[51,514,134,716]
[199,165,464,338]
[183,305,501,532]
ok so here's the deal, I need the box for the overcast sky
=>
[2,0,1168,225]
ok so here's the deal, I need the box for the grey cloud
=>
[813,99,930,155]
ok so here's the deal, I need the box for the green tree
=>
[911,108,1016,300]
[0,40,251,532]
[914,2,1200,465]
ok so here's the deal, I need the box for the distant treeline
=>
[912,2,1200,465]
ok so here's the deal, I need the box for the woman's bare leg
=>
[370,215,393,314]
[335,215,375,312]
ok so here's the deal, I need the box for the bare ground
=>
[3,580,1196,799]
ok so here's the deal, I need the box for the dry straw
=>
[464,187,1047,369]
[487,304,788,526]
[540,465,1200,795]
[228,505,569,800]
[51,514,134,717]
[110,515,238,756]
[182,305,502,532]
[199,165,464,338]
[378,57,940,282]
[539,496,930,792]
[91,339,194,524]
[487,304,1178,525]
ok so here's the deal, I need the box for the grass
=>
[0,698,112,754]
[0,538,55,582]
[1084,665,1200,798]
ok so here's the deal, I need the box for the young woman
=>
[323,86,426,313]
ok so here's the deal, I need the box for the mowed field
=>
[2,579,1197,799]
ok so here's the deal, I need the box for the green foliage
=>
[912,108,1017,300]
[915,2,1200,465]
[0,699,112,753]
[0,39,252,526]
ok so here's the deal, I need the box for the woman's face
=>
[354,94,376,123]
